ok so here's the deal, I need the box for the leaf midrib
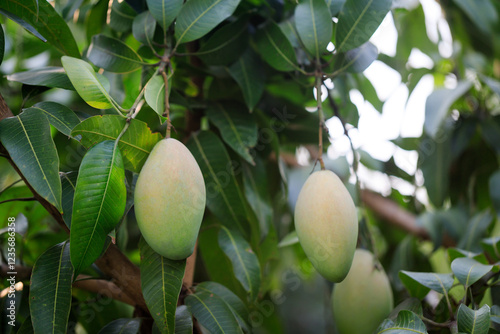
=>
[221,226,253,294]
[191,294,225,332]
[337,0,374,52]
[176,0,223,45]
[73,129,150,153]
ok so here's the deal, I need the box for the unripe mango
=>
[332,249,393,334]
[294,170,358,282]
[134,138,206,260]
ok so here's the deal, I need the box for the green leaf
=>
[184,290,243,334]
[0,0,80,57]
[424,81,472,139]
[326,0,346,16]
[61,172,78,229]
[458,211,493,252]
[0,110,62,211]
[333,41,378,74]
[336,0,392,52]
[294,0,332,59]
[30,241,73,334]
[132,11,156,48]
[18,316,34,334]
[7,67,74,90]
[146,0,183,31]
[457,304,490,334]
[254,21,299,72]
[174,0,241,45]
[206,102,257,164]
[70,141,126,275]
[482,120,500,154]
[452,0,497,35]
[97,318,141,334]
[491,305,500,328]
[26,102,80,137]
[481,236,500,261]
[278,231,299,248]
[140,238,186,334]
[61,56,118,111]
[195,281,249,330]
[186,131,251,236]
[108,0,135,33]
[376,310,428,334]
[144,75,171,116]
[175,306,193,334]
[197,16,249,66]
[87,35,145,73]
[399,271,454,296]
[227,48,265,111]
[451,257,493,288]
[481,75,500,97]
[71,115,163,173]
[218,226,261,300]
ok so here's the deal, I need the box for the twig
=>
[0,197,36,205]
[315,74,326,170]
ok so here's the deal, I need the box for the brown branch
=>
[73,275,136,306]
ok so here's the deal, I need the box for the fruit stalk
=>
[315,73,326,170]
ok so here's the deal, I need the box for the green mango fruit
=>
[294,170,358,282]
[134,138,206,260]
[332,249,394,334]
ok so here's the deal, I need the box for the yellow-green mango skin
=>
[134,138,206,260]
[332,249,394,334]
[294,170,358,282]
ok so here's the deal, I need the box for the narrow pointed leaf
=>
[26,102,80,137]
[326,0,346,16]
[61,56,117,110]
[451,257,493,288]
[174,0,241,45]
[333,42,378,74]
[228,48,265,111]
[218,226,261,300]
[108,0,135,33]
[184,291,243,334]
[206,102,257,164]
[175,306,193,334]
[278,231,299,248]
[87,35,145,73]
[336,0,392,52]
[133,11,156,48]
[140,238,186,334]
[0,110,62,211]
[197,17,249,66]
[254,21,298,72]
[0,8,46,42]
[0,0,80,57]
[71,115,163,173]
[186,131,250,236]
[30,241,73,334]
[97,318,141,334]
[144,75,171,116]
[294,0,332,59]
[399,271,454,296]
[61,172,78,229]
[147,0,182,31]
[70,141,126,275]
[377,310,428,334]
[482,236,500,262]
[458,211,493,252]
[457,304,490,334]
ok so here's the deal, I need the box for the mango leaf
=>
[174,0,241,45]
[174,306,193,334]
[0,0,80,57]
[218,226,261,300]
[132,11,156,48]
[457,304,490,334]
[336,0,392,52]
[206,102,257,164]
[491,305,500,328]
[388,298,423,320]
[87,35,145,73]
[490,171,500,215]
[144,75,171,116]
[448,248,488,263]
[61,172,78,229]
[326,0,346,16]
[0,8,46,43]
[197,16,249,66]
[71,115,163,173]
[186,131,250,236]
[26,102,80,137]
[140,238,186,334]
[30,241,73,334]
[333,42,378,74]
[195,281,249,330]
[97,318,141,334]
[451,257,493,288]
[108,0,135,33]
[184,290,243,334]
[458,211,493,252]
[228,48,265,111]
[481,237,500,261]
[278,231,299,248]
[70,140,126,275]
[424,81,472,139]
[453,0,497,35]
[0,110,62,211]
[376,310,427,334]
[7,67,73,90]
[254,21,298,72]
[399,271,454,296]
[61,56,119,111]
[294,0,332,59]
[146,0,183,31]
